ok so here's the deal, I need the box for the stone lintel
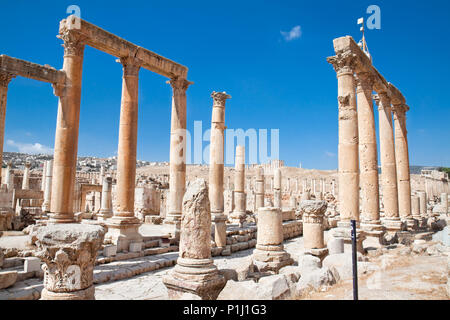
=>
[0,55,65,85]
[59,15,188,79]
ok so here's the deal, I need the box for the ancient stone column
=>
[6,168,14,191]
[442,193,449,215]
[331,180,336,196]
[273,168,282,208]
[163,179,225,300]
[50,22,85,223]
[393,104,415,229]
[411,195,420,220]
[32,224,105,300]
[230,145,246,225]
[289,195,297,210]
[375,92,402,231]
[255,167,265,211]
[301,200,328,260]
[328,53,364,252]
[41,161,47,191]
[42,160,53,213]
[21,162,31,190]
[418,191,427,217]
[165,77,192,238]
[252,207,293,272]
[209,91,230,248]
[98,177,113,221]
[105,56,142,252]
[355,72,382,241]
[0,72,15,185]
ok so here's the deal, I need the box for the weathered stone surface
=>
[258,274,290,300]
[298,254,322,273]
[0,270,18,289]
[217,280,259,300]
[295,266,339,296]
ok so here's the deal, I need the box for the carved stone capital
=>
[327,51,357,76]
[32,224,105,299]
[167,77,193,95]
[118,56,141,77]
[211,91,231,107]
[57,28,86,57]
[374,91,392,111]
[0,71,15,87]
[52,83,66,97]
[355,71,374,93]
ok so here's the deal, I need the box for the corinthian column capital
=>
[211,91,231,107]
[327,52,358,76]
[167,77,193,95]
[118,56,141,77]
[0,71,15,87]
[374,91,391,111]
[57,28,86,57]
[355,71,375,93]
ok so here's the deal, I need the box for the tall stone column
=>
[375,92,402,231]
[328,54,364,252]
[0,72,15,185]
[411,195,421,220]
[355,72,382,241]
[41,161,47,191]
[42,160,53,213]
[393,104,415,229]
[209,91,230,248]
[98,176,113,221]
[22,162,31,190]
[230,146,246,226]
[417,191,427,217]
[273,168,282,208]
[32,224,105,300]
[255,167,265,211]
[165,77,192,238]
[105,56,142,252]
[50,24,85,223]
[252,207,293,272]
[163,179,225,300]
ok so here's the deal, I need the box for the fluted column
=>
[0,72,15,185]
[105,56,142,251]
[375,92,402,231]
[393,104,414,229]
[165,77,192,237]
[355,72,382,237]
[50,25,85,223]
[22,162,31,190]
[209,91,230,248]
[230,145,246,226]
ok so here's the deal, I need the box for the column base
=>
[332,221,365,254]
[252,244,294,273]
[41,285,95,300]
[229,210,246,227]
[97,210,113,222]
[47,212,76,224]
[402,217,419,231]
[382,218,405,232]
[105,216,142,252]
[163,257,226,300]
[361,220,385,248]
[304,248,329,261]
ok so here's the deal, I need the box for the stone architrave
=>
[32,224,105,300]
[165,77,193,238]
[42,160,53,213]
[301,200,328,260]
[255,167,265,211]
[22,162,31,190]
[230,146,246,226]
[163,179,225,300]
[209,91,230,248]
[252,207,293,273]
[105,56,143,252]
[273,168,282,208]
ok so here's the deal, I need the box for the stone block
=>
[24,257,41,273]
[129,242,143,253]
[103,245,117,257]
[0,270,18,289]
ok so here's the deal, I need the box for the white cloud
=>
[280,25,302,42]
[6,140,53,155]
[325,151,336,158]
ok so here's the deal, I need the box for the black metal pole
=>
[351,219,358,300]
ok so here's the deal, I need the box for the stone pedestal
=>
[163,179,225,300]
[252,207,293,272]
[32,224,105,300]
[332,220,365,254]
[301,200,329,260]
[230,146,246,226]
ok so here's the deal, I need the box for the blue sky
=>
[1,0,449,169]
